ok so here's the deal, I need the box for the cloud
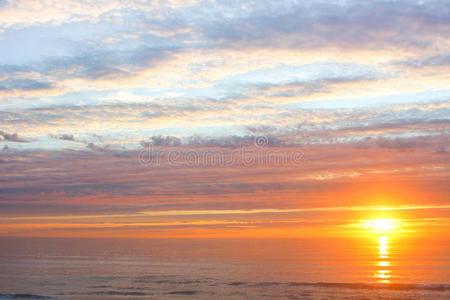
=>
[186,135,283,148]
[245,73,380,99]
[0,78,54,91]
[50,134,76,142]
[0,65,58,98]
[43,46,176,81]
[49,132,117,153]
[1,0,447,99]
[2,0,448,55]
[0,133,448,211]
[436,144,450,154]
[0,42,182,100]
[0,99,448,152]
[0,0,203,31]
[140,134,285,148]
[196,0,449,50]
[395,53,450,68]
[375,137,431,150]
[86,142,111,152]
[140,135,181,147]
[0,130,29,142]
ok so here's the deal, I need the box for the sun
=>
[363,219,398,233]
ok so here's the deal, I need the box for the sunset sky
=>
[0,0,449,238]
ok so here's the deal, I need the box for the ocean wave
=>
[0,294,59,300]
[130,274,450,291]
[167,290,198,295]
[85,291,150,296]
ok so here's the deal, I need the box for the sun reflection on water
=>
[360,218,399,283]
[375,235,392,283]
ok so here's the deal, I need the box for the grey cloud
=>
[194,0,449,50]
[0,65,55,93]
[43,46,176,81]
[250,74,379,98]
[50,133,115,153]
[141,135,181,147]
[0,101,218,130]
[50,134,76,142]
[187,135,283,148]
[87,142,111,152]
[349,135,450,154]
[376,137,426,150]
[240,101,450,145]
[0,65,32,74]
[0,45,179,94]
[0,133,449,207]
[45,51,129,81]
[0,130,29,142]
[395,53,450,68]
[140,134,284,148]
[0,78,54,91]
[333,118,450,136]
[1,100,448,151]
[436,144,450,154]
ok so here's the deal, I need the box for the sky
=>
[0,0,449,238]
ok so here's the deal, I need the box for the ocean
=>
[0,237,449,299]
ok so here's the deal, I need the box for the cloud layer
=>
[0,0,449,237]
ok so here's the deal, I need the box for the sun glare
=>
[363,219,398,233]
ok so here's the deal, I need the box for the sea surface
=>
[0,237,449,299]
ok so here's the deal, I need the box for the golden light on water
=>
[378,261,390,267]
[375,236,392,283]
[360,218,400,284]
[359,218,402,283]
[379,236,389,256]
